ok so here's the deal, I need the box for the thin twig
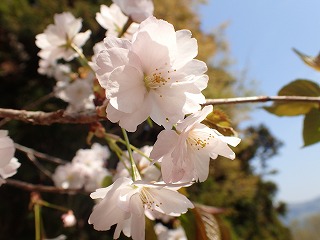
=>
[203,95,320,106]
[5,179,87,194]
[25,152,53,179]
[15,143,67,165]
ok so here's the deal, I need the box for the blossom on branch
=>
[0,131,20,185]
[0,130,15,168]
[113,145,161,182]
[52,143,111,191]
[150,106,241,183]
[112,0,154,23]
[94,17,208,131]
[89,177,193,240]
[96,4,139,38]
[36,12,91,63]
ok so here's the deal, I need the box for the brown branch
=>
[203,95,320,106]
[5,179,87,194]
[0,96,319,125]
[0,108,103,125]
[15,143,67,165]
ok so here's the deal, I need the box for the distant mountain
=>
[283,196,320,224]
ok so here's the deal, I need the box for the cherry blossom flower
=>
[0,157,21,186]
[0,130,15,168]
[150,105,241,183]
[36,12,91,62]
[55,77,95,113]
[89,177,193,240]
[52,143,111,191]
[113,0,154,23]
[154,223,187,240]
[94,17,208,131]
[38,60,71,83]
[52,163,86,189]
[113,145,161,181]
[0,131,20,186]
[96,4,139,38]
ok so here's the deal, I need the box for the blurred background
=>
[0,0,318,239]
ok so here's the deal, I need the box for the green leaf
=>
[303,108,320,147]
[293,48,320,71]
[278,79,320,96]
[264,79,320,116]
[202,108,238,136]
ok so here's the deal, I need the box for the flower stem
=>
[118,18,133,38]
[70,43,94,72]
[39,200,69,212]
[34,203,41,240]
[121,128,141,181]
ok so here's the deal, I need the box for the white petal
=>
[0,132,15,168]
[106,98,151,132]
[73,30,91,47]
[0,157,20,179]
[149,188,194,215]
[104,36,131,49]
[108,65,146,113]
[191,150,211,182]
[176,106,213,133]
[131,31,171,73]
[174,30,198,69]
[150,130,177,161]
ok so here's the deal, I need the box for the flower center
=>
[139,187,162,210]
[144,71,168,91]
[144,64,177,91]
[187,131,214,151]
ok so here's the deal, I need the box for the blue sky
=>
[199,0,319,203]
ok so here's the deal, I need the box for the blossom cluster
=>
[52,143,111,192]
[22,0,243,239]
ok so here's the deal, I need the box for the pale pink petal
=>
[131,31,171,72]
[0,131,15,168]
[108,65,146,113]
[174,30,198,69]
[148,188,194,215]
[106,97,151,132]
[150,130,177,161]
[104,36,131,49]
[176,106,213,133]
[0,158,20,179]
[73,30,91,47]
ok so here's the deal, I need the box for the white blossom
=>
[96,4,139,38]
[112,0,154,23]
[94,17,208,131]
[113,145,161,181]
[89,177,193,240]
[0,130,15,168]
[52,143,111,191]
[151,106,241,183]
[55,78,95,113]
[36,12,91,62]
[52,163,86,189]
[154,223,187,240]
[0,131,20,186]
